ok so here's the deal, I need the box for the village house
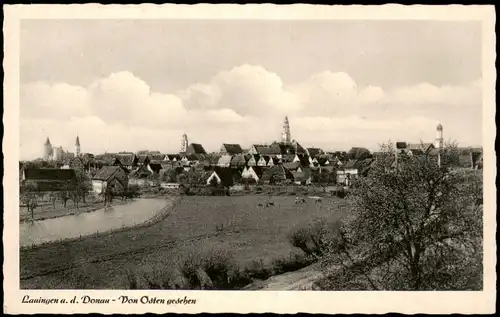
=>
[164,154,181,163]
[336,158,373,186]
[115,152,138,171]
[256,155,270,167]
[241,166,266,183]
[317,156,331,166]
[406,143,435,155]
[136,155,151,167]
[184,143,207,156]
[283,161,302,172]
[307,147,323,159]
[94,153,118,167]
[281,154,296,163]
[261,165,293,184]
[246,154,260,167]
[292,167,313,185]
[230,154,247,167]
[22,168,78,192]
[217,155,232,167]
[249,144,282,156]
[150,153,166,161]
[91,166,129,195]
[206,167,235,188]
[220,143,244,156]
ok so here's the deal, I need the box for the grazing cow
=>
[258,203,264,207]
[295,197,306,204]
[315,198,322,203]
[266,202,275,207]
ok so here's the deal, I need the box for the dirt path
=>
[244,263,324,290]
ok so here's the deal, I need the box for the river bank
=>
[20,197,177,249]
[19,199,133,224]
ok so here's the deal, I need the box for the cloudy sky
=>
[20,19,482,160]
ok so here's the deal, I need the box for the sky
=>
[19,19,482,160]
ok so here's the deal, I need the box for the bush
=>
[336,188,347,198]
[241,259,274,281]
[179,248,239,290]
[272,252,315,275]
[288,218,342,257]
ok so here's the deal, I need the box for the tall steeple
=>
[75,135,81,157]
[181,133,189,153]
[282,116,291,144]
[43,137,53,161]
[435,122,443,149]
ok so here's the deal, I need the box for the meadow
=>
[20,194,351,289]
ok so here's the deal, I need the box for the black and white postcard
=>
[3,4,496,314]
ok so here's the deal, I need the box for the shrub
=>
[200,249,237,289]
[180,248,239,290]
[288,218,342,257]
[272,252,315,275]
[180,252,204,289]
[241,259,274,281]
[336,188,347,198]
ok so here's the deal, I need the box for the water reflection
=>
[20,198,170,247]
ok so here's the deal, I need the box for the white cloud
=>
[88,71,186,128]
[21,82,90,119]
[180,64,301,117]
[19,65,482,160]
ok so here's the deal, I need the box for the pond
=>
[20,198,171,247]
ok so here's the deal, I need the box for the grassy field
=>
[20,195,351,289]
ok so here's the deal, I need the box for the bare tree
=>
[20,182,39,221]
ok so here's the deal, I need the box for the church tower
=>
[43,137,53,161]
[181,133,189,153]
[75,135,81,157]
[435,122,444,149]
[282,116,291,144]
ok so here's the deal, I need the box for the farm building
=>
[91,166,128,195]
[22,168,77,192]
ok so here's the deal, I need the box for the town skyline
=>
[20,19,482,160]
